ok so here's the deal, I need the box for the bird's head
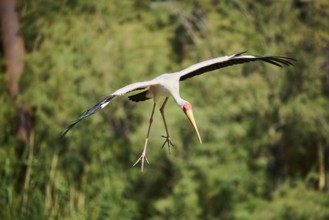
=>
[182,101,202,144]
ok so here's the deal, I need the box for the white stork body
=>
[63,51,295,171]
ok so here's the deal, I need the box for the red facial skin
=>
[183,102,192,113]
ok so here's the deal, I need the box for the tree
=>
[1,0,329,219]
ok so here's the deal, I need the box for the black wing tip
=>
[235,50,296,65]
[232,52,296,68]
[61,94,117,138]
[234,50,248,57]
[262,56,296,67]
[61,121,79,137]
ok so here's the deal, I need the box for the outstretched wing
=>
[62,80,158,136]
[179,51,295,81]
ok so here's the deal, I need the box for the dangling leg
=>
[133,102,156,172]
[160,97,174,153]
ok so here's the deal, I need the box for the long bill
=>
[184,107,202,144]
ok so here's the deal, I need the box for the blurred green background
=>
[1,0,329,219]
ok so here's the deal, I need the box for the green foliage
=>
[1,0,328,219]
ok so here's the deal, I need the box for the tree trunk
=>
[1,0,25,97]
[1,0,35,200]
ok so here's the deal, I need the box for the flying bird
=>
[62,51,295,171]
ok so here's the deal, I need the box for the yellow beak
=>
[185,109,202,144]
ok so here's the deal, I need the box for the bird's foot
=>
[161,135,174,153]
[133,152,149,172]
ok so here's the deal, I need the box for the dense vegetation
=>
[1,0,329,219]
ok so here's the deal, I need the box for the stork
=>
[62,51,295,171]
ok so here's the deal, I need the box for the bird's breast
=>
[150,84,171,98]
[150,74,180,102]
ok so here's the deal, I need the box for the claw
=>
[133,152,149,172]
[161,135,174,153]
